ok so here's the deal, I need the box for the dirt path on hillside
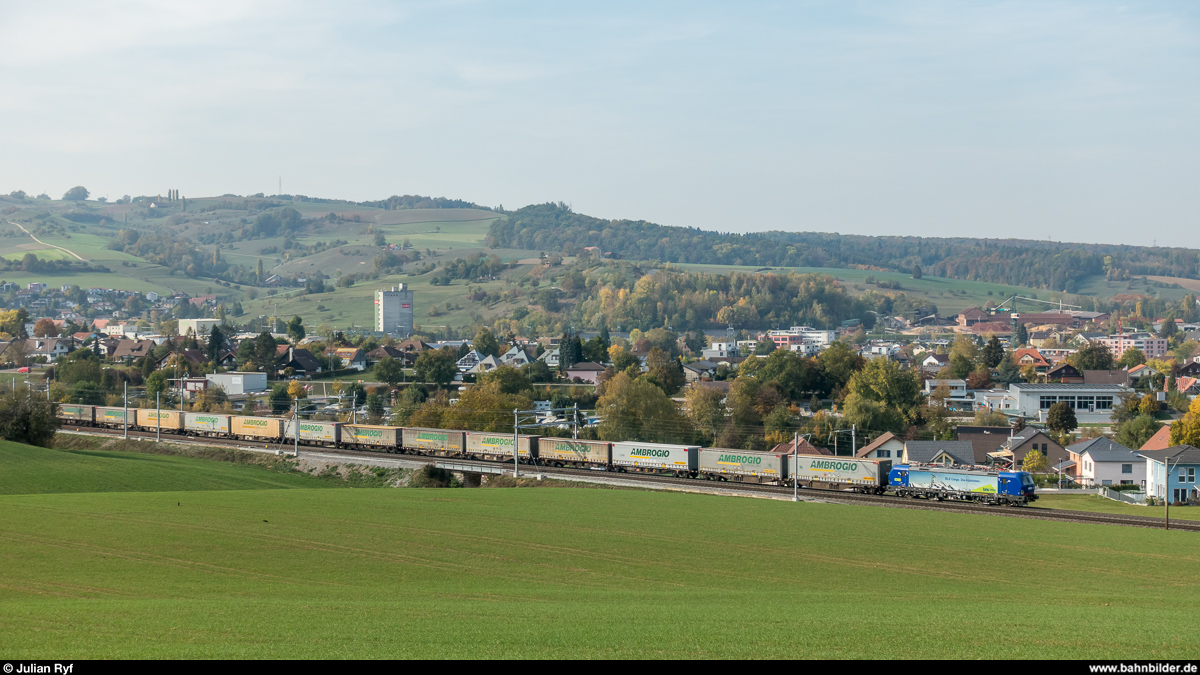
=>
[8,220,88,261]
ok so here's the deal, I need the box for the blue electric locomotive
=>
[888,465,1037,505]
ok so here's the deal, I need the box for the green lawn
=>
[1034,493,1200,522]
[1,446,1198,657]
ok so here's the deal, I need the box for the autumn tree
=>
[414,348,458,385]
[374,356,405,387]
[684,385,726,444]
[32,318,58,338]
[597,371,691,444]
[1169,396,1200,448]
[1022,448,1049,473]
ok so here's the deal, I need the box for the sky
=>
[0,1,1196,247]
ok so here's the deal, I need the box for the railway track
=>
[61,425,1200,532]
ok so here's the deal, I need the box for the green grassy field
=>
[1,441,1198,658]
[0,440,338,495]
[1033,493,1200,522]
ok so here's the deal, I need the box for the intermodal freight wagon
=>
[231,416,285,441]
[284,420,342,446]
[403,428,466,456]
[464,432,538,461]
[790,455,891,493]
[342,424,398,449]
[611,441,698,475]
[95,407,132,428]
[58,404,95,424]
[698,448,787,483]
[185,413,231,436]
[537,438,611,467]
[135,409,184,432]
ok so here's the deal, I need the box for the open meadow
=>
[1,440,1198,659]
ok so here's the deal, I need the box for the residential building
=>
[682,360,720,382]
[1000,427,1067,469]
[178,318,221,336]
[1083,370,1131,386]
[761,326,836,352]
[856,432,904,459]
[1099,333,1169,359]
[1007,347,1050,370]
[924,379,972,411]
[903,441,976,466]
[499,346,533,367]
[769,438,829,456]
[921,353,950,373]
[1141,446,1200,504]
[955,426,1015,464]
[1140,425,1174,452]
[565,362,606,384]
[538,348,560,368]
[702,341,739,360]
[374,284,414,338]
[329,347,367,371]
[1067,437,1145,488]
[111,339,156,362]
[277,346,323,376]
[1046,363,1083,383]
[456,349,488,373]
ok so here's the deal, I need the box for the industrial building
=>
[375,284,414,338]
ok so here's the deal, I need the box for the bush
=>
[0,388,59,446]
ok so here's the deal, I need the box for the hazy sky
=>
[1,1,1196,246]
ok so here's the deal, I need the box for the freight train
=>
[57,405,1037,505]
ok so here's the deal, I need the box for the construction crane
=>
[992,294,1081,319]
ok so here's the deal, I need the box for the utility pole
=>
[793,432,799,502]
[573,403,578,440]
[1164,451,1185,530]
[513,409,520,478]
[293,399,299,457]
[123,381,128,440]
[156,392,161,443]
[852,424,857,456]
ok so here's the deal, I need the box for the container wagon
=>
[790,455,891,493]
[95,407,133,429]
[185,413,231,437]
[283,420,342,447]
[402,427,466,456]
[58,404,95,425]
[612,441,699,476]
[699,448,788,484]
[231,416,285,441]
[889,465,1037,505]
[464,431,538,462]
[537,438,610,468]
[135,409,184,433]
[342,424,399,450]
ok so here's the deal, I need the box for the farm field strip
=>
[2,485,1198,658]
